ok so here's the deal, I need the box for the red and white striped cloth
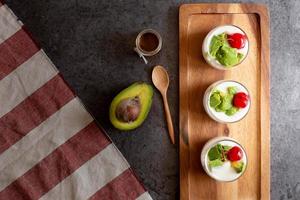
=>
[0,2,152,200]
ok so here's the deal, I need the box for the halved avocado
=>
[109,82,153,131]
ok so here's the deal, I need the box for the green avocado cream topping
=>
[209,33,244,67]
[209,86,239,116]
[208,144,231,168]
[208,143,244,174]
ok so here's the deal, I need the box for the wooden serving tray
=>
[179,3,270,200]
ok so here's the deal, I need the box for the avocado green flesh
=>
[232,161,244,173]
[109,82,153,131]
[209,87,239,116]
[209,33,244,67]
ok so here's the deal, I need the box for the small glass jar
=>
[135,29,162,57]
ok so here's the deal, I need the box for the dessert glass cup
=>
[202,25,249,70]
[203,80,251,123]
[200,136,247,182]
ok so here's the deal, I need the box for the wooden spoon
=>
[152,65,175,144]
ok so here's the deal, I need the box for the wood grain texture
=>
[179,4,270,200]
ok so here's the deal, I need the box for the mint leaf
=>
[222,145,232,152]
[216,144,223,153]
[208,145,222,161]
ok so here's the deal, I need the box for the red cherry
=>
[227,33,247,49]
[227,146,243,161]
[233,92,249,108]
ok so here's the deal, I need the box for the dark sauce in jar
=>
[139,32,159,52]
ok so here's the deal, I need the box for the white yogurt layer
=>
[203,80,251,123]
[201,138,247,182]
[202,25,249,70]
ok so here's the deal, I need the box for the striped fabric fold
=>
[0,3,152,200]
[0,28,40,80]
[89,169,147,200]
[0,74,73,154]
[0,4,21,44]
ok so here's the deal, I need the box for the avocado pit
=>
[115,96,141,123]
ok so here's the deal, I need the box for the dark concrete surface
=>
[5,0,300,199]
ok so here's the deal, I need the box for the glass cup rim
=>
[135,28,162,56]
